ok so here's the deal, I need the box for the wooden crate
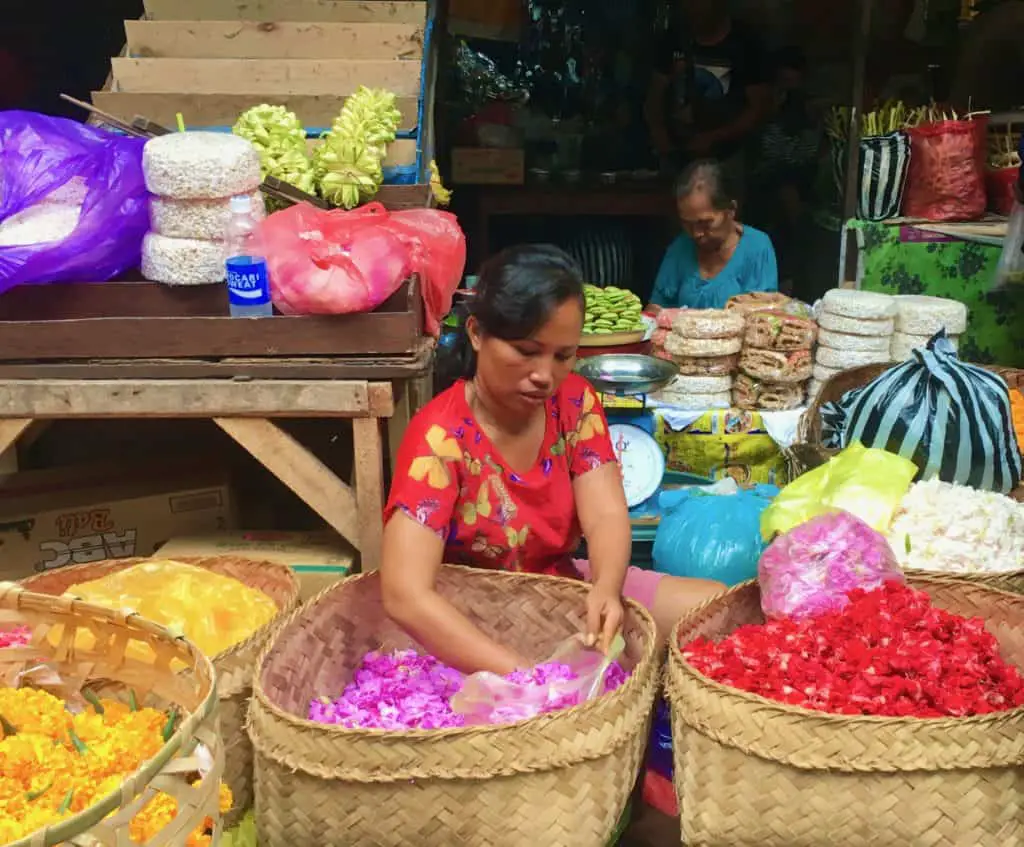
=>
[0,278,424,361]
[142,0,427,24]
[124,20,425,61]
[111,57,422,96]
[89,92,419,131]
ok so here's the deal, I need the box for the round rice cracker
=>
[821,288,897,320]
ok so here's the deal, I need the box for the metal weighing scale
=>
[575,354,678,509]
[575,354,713,567]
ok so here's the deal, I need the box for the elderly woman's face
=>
[677,188,736,251]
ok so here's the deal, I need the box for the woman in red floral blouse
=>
[382,245,724,674]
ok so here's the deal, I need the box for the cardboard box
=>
[451,147,525,185]
[0,460,236,582]
[156,531,356,600]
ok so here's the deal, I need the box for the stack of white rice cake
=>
[891,295,968,360]
[656,309,745,408]
[810,289,897,398]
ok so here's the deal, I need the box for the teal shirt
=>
[650,226,779,310]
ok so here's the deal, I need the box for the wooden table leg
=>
[353,416,385,572]
[214,417,361,552]
[387,379,413,474]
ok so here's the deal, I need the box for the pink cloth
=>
[573,559,662,612]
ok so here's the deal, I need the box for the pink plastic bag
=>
[450,634,626,725]
[758,511,904,620]
[384,208,466,335]
[259,202,466,330]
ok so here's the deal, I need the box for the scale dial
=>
[609,423,666,508]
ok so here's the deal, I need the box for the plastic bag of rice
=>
[0,204,81,247]
[141,231,225,285]
[143,132,261,200]
[150,191,265,240]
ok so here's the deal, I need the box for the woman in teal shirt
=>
[649,160,779,310]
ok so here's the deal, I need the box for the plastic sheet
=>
[819,334,1022,495]
[0,111,149,289]
[66,560,277,657]
[653,479,778,586]
[758,511,904,620]
[450,633,625,725]
[760,442,917,540]
[994,201,1024,291]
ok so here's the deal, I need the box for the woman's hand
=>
[585,583,624,654]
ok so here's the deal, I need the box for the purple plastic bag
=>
[0,111,149,290]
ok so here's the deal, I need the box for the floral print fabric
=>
[384,372,618,576]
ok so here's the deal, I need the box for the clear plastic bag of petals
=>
[450,633,626,725]
[758,510,904,620]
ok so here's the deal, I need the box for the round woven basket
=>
[901,566,1024,596]
[789,362,1024,501]
[21,555,300,825]
[248,566,659,847]
[667,577,1024,847]
[0,582,223,846]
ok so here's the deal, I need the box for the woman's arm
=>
[380,512,527,675]
[573,462,629,650]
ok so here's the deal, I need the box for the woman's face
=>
[678,188,736,252]
[469,297,584,416]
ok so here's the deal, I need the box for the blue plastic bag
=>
[652,480,779,586]
[0,111,149,290]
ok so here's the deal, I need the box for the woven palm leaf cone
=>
[0,582,223,847]
[666,577,1024,847]
[248,566,659,847]
[789,362,1024,502]
[21,554,299,825]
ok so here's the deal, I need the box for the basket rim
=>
[902,565,1024,580]
[251,566,659,743]
[668,576,1024,730]
[19,555,301,668]
[0,582,220,847]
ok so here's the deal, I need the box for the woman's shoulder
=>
[405,381,467,437]
[739,225,776,257]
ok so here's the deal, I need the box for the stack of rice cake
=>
[810,289,896,399]
[734,310,817,410]
[659,310,745,408]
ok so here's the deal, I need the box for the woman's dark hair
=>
[674,159,741,212]
[456,244,585,378]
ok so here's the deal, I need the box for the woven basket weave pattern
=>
[0,582,223,847]
[667,577,1024,846]
[20,555,300,824]
[249,566,659,847]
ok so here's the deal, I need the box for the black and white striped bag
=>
[858,132,911,222]
[820,333,1022,494]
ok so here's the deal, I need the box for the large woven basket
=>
[21,555,300,825]
[790,362,1024,501]
[0,582,223,846]
[248,566,659,847]
[667,577,1024,847]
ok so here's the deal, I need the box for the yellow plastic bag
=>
[760,442,917,540]
[66,560,277,658]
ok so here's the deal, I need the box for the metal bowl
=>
[575,354,678,396]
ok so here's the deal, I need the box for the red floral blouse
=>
[384,372,618,576]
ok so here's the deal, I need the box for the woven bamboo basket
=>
[248,566,659,847]
[666,577,1024,847]
[20,555,300,825]
[0,582,223,846]
[789,362,1024,501]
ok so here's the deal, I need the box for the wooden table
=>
[0,281,436,572]
[0,350,434,572]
